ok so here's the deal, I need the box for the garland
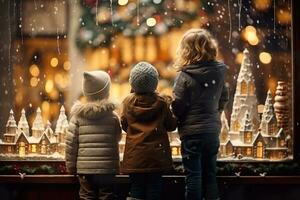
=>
[0,163,66,175]
[1,162,300,176]
[174,162,300,176]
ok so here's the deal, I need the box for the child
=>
[65,70,122,200]
[172,29,229,200]
[121,61,177,200]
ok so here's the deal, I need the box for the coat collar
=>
[70,99,116,119]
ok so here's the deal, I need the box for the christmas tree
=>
[76,0,201,50]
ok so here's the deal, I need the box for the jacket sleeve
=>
[113,113,122,142]
[120,98,129,132]
[65,116,79,174]
[218,83,229,112]
[164,103,177,132]
[171,72,190,119]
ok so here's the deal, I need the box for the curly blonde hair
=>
[174,29,218,69]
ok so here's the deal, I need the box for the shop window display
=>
[0,0,294,167]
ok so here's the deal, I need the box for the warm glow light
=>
[146,17,157,27]
[277,9,291,25]
[243,26,259,46]
[248,36,259,45]
[49,89,59,100]
[245,25,257,34]
[50,57,58,67]
[45,80,54,93]
[30,77,39,87]
[63,61,71,71]
[253,0,271,11]
[268,78,277,93]
[259,52,272,64]
[235,52,244,64]
[42,101,50,114]
[15,92,23,105]
[29,64,40,77]
[118,0,128,6]
[55,74,63,85]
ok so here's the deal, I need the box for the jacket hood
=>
[183,60,227,82]
[70,99,116,119]
[125,93,164,122]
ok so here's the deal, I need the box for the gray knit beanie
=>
[82,70,111,100]
[129,62,159,94]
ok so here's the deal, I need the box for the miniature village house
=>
[0,106,68,159]
[169,132,181,159]
[219,49,290,161]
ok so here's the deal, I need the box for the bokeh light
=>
[50,57,59,67]
[29,64,40,77]
[259,52,272,64]
[146,17,157,27]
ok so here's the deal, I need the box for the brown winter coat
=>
[120,93,177,174]
[65,99,122,174]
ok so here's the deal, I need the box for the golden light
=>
[45,79,54,93]
[235,52,244,64]
[15,92,23,105]
[253,0,271,11]
[146,17,157,27]
[243,26,259,46]
[41,101,50,113]
[41,101,50,121]
[248,37,259,46]
[54,74,63,85]
[61,75,70,89]
[29,64,40,77]
[30,77,39,87]
[268,78,277,93]
[50,57,58,67]
[259,52,272,64]
[277,9,291,25]
[49,89,59,100]
[245,25,257,33]
[63,61,71,71]
[55,73,69,89]
[118,0,128,6]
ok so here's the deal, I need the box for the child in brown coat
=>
[121,62,177,200]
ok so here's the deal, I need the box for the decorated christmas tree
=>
[76,0,201,50]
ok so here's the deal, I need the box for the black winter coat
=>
[172,60,229,139]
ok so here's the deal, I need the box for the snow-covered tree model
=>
[229,49,260,140]
[0,106,68,160]
[219,49,290,161]
[18,109,29,137]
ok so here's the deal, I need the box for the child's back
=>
[121,92,176,173]
[65,71,121,200]
[121,62,177,200]
[67,98,121,174]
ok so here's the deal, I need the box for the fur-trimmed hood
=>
[70,99,116,119]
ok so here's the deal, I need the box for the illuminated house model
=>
[0,106,68,159]
[219,49,289,160]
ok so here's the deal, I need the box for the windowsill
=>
[1,174,300,184]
